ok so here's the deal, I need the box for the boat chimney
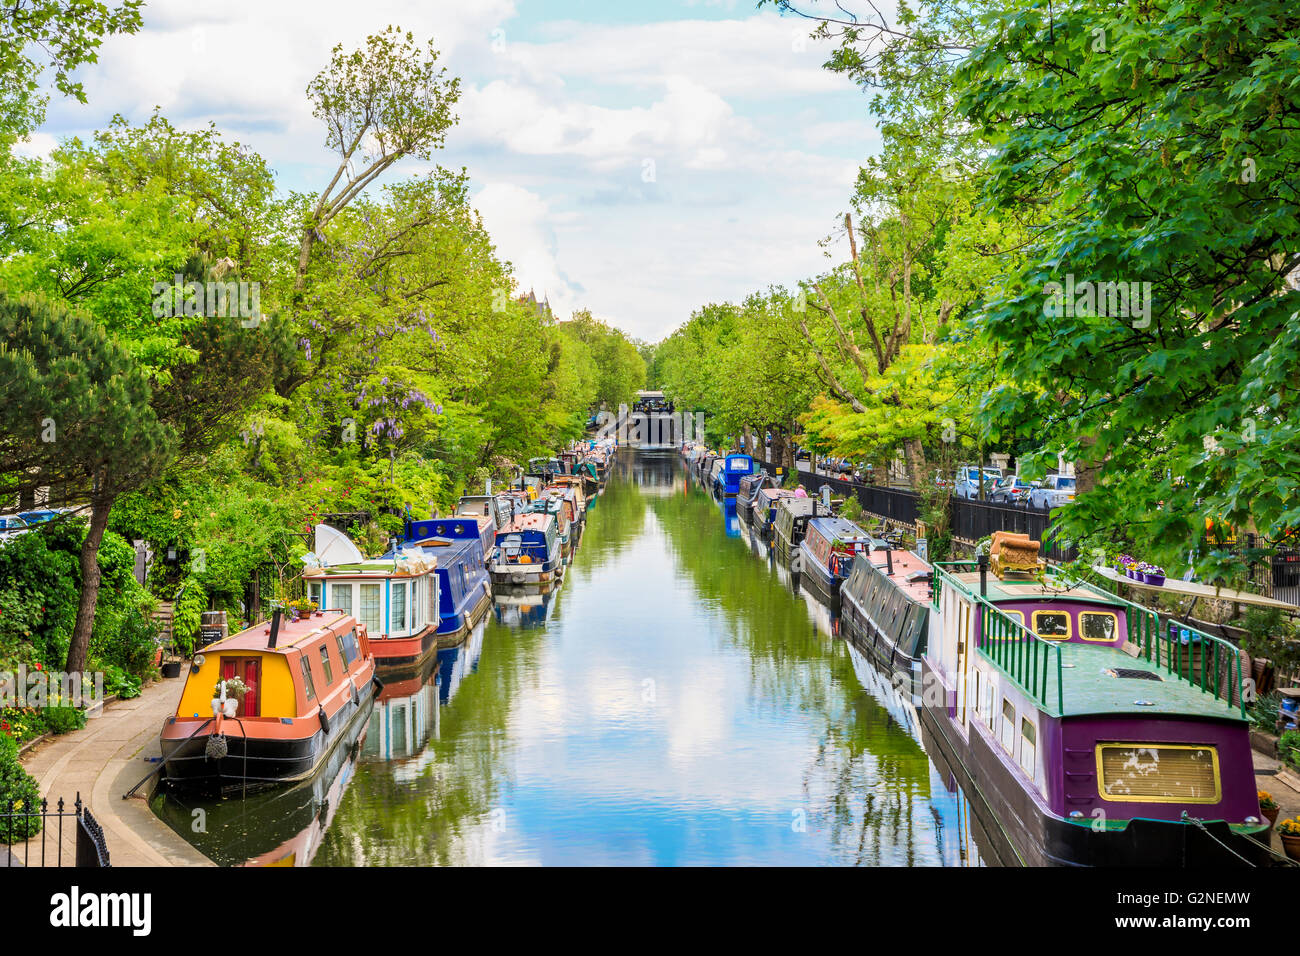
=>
[977,552,989,596]
[268,607,283,648]
[886,548,894,576]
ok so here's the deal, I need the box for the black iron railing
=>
[1,793,111,868]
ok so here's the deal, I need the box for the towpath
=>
[15,674,213,866]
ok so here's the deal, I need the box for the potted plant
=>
[212,677,249,717]
[1138,562,1165,586]
[1277,818,1300,860]
[1259,790,1280,827]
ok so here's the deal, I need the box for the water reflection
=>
[157,448,985,866]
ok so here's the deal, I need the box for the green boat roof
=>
[1024,641,1243,721]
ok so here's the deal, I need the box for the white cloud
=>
[36,0,878,341]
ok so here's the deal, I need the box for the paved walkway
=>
[16,675,213,866]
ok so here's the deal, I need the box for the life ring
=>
[318,705,331,735]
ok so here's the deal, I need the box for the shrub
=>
[838,494,864,523]
[0,732,42,842]
[171,578,206,657]
[1279,729,1300,770]
[41,705,85,735]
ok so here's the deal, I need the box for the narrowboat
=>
[523,492,575,564]
[159,609,378,791]
[772,497,832,564]
[920,533,1270,866]
[489,512,564,587]
[714,453,756,498]
[840,547,932,695]
[546,483,586,544]
[794,516,873,610]
[303,552,441,668]
[736,471,776,523]
[385,531,492,650]
[752,487,796,541]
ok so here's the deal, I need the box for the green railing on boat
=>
[1077,580,1246,717]
[931,564,1245,718]
[934,563,1065,714]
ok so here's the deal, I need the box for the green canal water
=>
[153,450,981,866]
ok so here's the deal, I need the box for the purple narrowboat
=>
[919,541,1268,866]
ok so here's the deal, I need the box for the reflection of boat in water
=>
[722,500,740,538]
[437,617,488,704]
[842,631,984,867]
[493,582,562,629]
[362,653,441,763]
[151,695,371,866]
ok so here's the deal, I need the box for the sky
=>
[25,0,880,342]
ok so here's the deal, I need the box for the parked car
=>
[989,476,1037,506]
[0,516,30,541]
[954,465,1003,499]
[17,509,63,526]
[1028,474,1077,510]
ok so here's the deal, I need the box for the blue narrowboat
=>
[489,512,564,587]
[715,453,755,497]
[398,521,493,646]
[795,515,873,610]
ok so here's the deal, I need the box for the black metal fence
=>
[1,793,111,868]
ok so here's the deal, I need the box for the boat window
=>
[1096,744,1220,804]
[1000,699,1016,753]
[341,629,359,666]
[300,655,316,701]
[335,632,350,671]
[1079,611,1119,643]
[319,644,335,685]
[1031,610,1071,640]
[392,581,408,631]
[1019,719,1036,775]
[308,581,322,607]
[359,583,382,635]
[331,582,353,616]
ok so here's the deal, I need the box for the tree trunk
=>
[65,494,114,674]
[903,439,928,491]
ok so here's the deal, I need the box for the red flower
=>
[34,663,42,672]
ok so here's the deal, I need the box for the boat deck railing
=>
[932,563,1246,717]
[934,563,1064,713]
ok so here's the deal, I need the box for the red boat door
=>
[220,657,262,717]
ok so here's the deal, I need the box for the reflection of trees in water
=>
[569,469,649,568]
[651,474,947,865]
[311,619,548,866]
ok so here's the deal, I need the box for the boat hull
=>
[371,625,440,669]
[160,677,378,793]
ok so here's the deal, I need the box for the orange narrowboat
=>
[159,608,377,790]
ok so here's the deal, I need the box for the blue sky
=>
[26,0,880,341]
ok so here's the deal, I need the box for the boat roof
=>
[776,497,826,516]
[808,516,870,541]
[500,513,555,533]
[856,549,932,603]
[1052,641,1243,720]
[304,555,436,577]
[201,611,356,655]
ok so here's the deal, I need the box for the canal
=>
[153,450,981,866]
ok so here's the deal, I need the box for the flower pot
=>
[160,660,183,678]
[1147,573,1165,587]
[1263,805,1280,827]
[1282,832,1300,861]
